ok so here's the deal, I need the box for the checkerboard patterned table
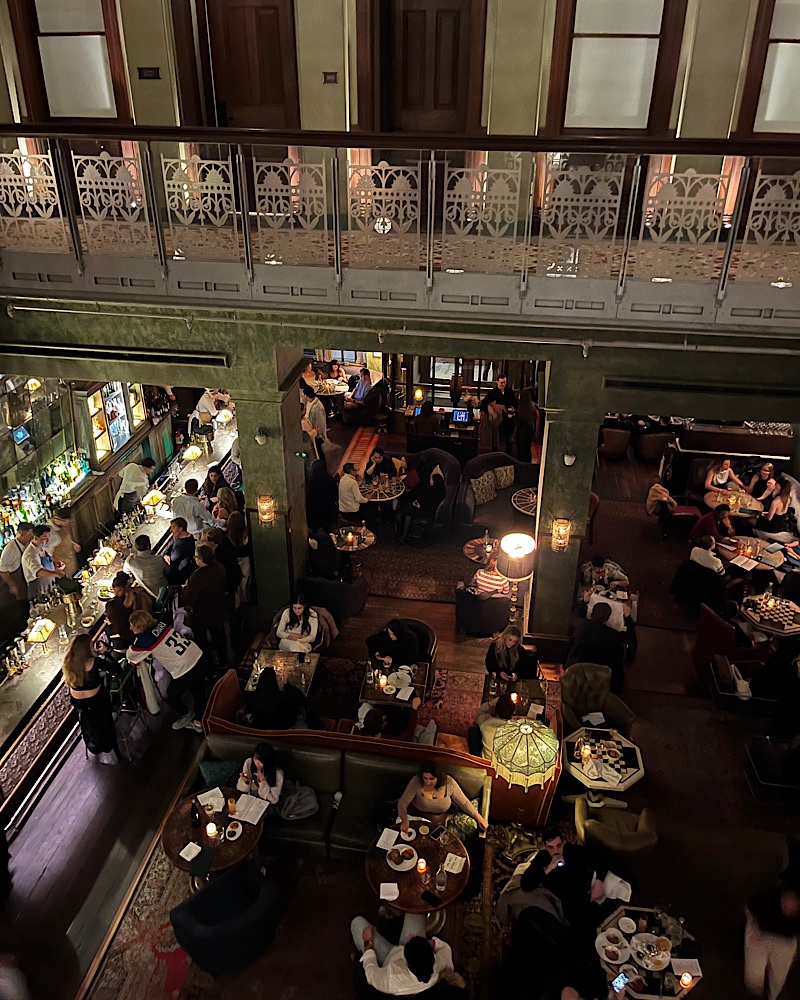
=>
[562,726,645,792]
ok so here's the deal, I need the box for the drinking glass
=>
[435,867,447,893]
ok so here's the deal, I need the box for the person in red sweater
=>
[690,504,734,544]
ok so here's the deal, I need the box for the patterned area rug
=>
[416,668,486,737]
[357,531,472,604]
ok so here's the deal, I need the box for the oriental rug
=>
[416,668,486,737]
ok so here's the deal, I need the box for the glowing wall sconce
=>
[414,388,424,402]
[551,519,571,552]
[257,494,277,527]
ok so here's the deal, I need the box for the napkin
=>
[380,882,400,901]
[671,959,702,979]
[197,788,225,812]
[377,828,399,850]
[179,842,202,862]
[527,703,544,718]
[443,852,465,874]
[585,759,601,779]
[601,764,622,785]
[583,712,605,726]
[396,686,414,701]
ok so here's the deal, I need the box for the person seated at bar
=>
[580,554,629,591]
[705,456,745,491]
[485,625,539,681]
[212,486,243,522]
[127,611,205,733]
[236,741,284,803]
[412,399,441,436]
[366,618,419,669]
[397,761,487,836]
[162,517,196,586]
[100,571,150,651]
[365,446,396,479]
[62,633,122,765]
[747,462,779,503]
[689,504,735,544]
[470,555,510,598]
[338,462,372,525]
[124,534,168,599]
[758,477,796,533]
[690,534,725,576]
[275,595,319,653]
[201,464,224,504]
[171,478,219,537]
[342,367,373,411]
[567,603,627,694]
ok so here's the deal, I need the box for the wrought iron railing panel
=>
[345,158,422,270]
[736,168,800,285]
[160,152,240,262]
[252,156,329,267]
[534,154,627,279]
[0,147,69,253]
[72,149,154,257]
[633,167,731,282]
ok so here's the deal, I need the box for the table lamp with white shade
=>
[496,532,536,626]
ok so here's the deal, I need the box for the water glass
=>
[435,868,447,893]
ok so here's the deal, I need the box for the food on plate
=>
[388,849,402,865]
[631,977,646,991]
[604,946,620,962]
[228,821,240,833]
[400,846,414,861]
[605,930,621,945]
[655,936,672,953]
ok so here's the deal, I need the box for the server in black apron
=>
[21,525,64,600]
[0,522,34,640]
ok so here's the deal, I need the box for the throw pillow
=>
[198,758,241,789]
[450,797,481,839]
[494,464,514,490]
[470,471,497,506]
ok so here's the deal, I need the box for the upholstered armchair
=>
[575,798,658,856]
[559,663,636,736]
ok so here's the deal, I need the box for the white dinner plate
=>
[618,916,637,935]
[595,930,630,965]
[400,828,416,842]
[386,846,417,872]
[225,823,243,841]
[630,933,671,971]
[383,685,397,696]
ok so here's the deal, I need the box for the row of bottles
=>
[39,450,90,499]
[0,450,90,544]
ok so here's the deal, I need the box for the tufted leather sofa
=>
[454,453,539,529]
[559,663,636,736]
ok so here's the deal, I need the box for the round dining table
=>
[716,535,785,571]
[462,536,498,563]
[360,477,405,502]
[365,818,470,915]
[703,489,763,518]
[511,488,538,516]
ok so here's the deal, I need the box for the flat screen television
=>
[12,426,30,446]
[451,409,470,424]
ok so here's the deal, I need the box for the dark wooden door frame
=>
[543,0,687,137]
[7,0,132,124]
[355,0,487,135]
[733,0,788,139]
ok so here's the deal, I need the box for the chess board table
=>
[563,727,645,792]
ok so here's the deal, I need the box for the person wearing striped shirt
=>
[470,556,510,598]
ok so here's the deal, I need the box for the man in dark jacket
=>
[181,545,227,673]
[567,603,628,693]
[479,373,518,453]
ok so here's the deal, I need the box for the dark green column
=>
[530,415,599,639]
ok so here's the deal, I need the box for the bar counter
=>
[0,420,238,798]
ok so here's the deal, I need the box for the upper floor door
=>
[205,0,300,128]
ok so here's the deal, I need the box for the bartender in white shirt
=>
[22,525,64,599]
[188,388,230,436]
[114,457,156,513]
[0,522,33,601]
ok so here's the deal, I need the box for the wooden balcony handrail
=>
[1,123,800,157]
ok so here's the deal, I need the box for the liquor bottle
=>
[190,800,201,829]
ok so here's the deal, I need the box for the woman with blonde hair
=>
[62,634,121,764]
[746,462,778,504]
[704,457,744,491]
[212,486,240,523]
[484,625,539,681]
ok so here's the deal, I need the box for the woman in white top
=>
[705,457,744,491]
[236,742,284,803]
[275,596,319,652]
[397,762,487,836]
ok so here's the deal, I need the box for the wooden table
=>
[316,380,348,396]
[462,536,498,563]
[332,528,376,552]
[703,489,763,517]
[479,676,545,717]
[360,661,429,707]
[161,786,263,877]
[365,818,470,914]
[717,536,785,572]
[598,905,697,1000]
[511,488,538,516]
[563,727,645,792]
[245,648,320,693]
[360,477,405,502]
[741,595,800,636]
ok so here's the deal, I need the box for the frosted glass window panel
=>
[565,37,659,128]
[771,0,800,39]
[574,0,664,35]
[38,35,116,118]
[755,42,800,132]
[35,0,105,33]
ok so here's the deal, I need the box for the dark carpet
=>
[582,499,696,631]
[357,526,472,604]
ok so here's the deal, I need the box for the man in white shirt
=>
[171,478,219,537]
[124,534,168,598]
[338,462,371,524]
[690,534,725,576]
[114,457,156,513]
[189,388,229,436]
[0,522,33,600]
[302,385,327,461]
[22,525,64,599]
[474,694,515,758]
[351,913,453,995]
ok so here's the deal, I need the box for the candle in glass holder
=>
[510,692,518,705]
[680,973,693,988]
[417,858,427,874]
[206,822,218,840]
[581,744,592,762]
[378,674,387,689]
[346,531,354,545]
